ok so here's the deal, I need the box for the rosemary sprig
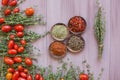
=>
[94,0,105,59]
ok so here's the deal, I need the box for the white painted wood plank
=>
[46,0,110,80]
[110,0,120,80]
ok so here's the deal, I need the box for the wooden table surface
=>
[1,0,120,80]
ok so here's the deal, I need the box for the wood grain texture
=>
[0,0,119,80]
[46,0,110,80]
[110,0,120,80]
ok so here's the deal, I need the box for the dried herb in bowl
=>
[68,16,86,34]
[49,41,67,59]
[67,35,85,53]
[51,23,69,41]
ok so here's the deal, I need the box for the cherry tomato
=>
[80,74,88,80]
[18,65,24,72]
[13,56,22,63]
[25,8,34,16]
[27,75,32,80]
[20,72,27,78]
[9,0,17,6]
[4,9,11,16]
[13,7,20,13]
[18,77,26,80]
[35,74,41,80]
[14,43,19,50]
[25,57,33,66]
[40,76,44,80]
[8,40,14,49]
[6,72,13,80]
[4,57,14,65]
[20,40,26,46]
[8,49,17,55]
[24,68,28,74]
[9,34,15,39]
[0,18,5,24]
[1,25,12,33]
[16,32,24,38]
[14,24,24,32]
[8,67,15,73]
[12,71,19,80]
[18,46,24,53]
[2,0,9,6]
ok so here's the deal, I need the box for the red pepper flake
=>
[68,16,86,33]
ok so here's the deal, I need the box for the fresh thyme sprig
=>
[4,13,43,26]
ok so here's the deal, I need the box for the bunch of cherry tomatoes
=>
[6,65,44,80]
[1,0,34,17]
[0,0,44,80]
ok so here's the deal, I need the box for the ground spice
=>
[49,41,66,57]
[68,16,86,33]
[51,23,68,41]
[67,35,85,52]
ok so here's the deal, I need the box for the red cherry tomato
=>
[25,57,33,66]
[35,74,41,80]
[16,32,24,38]
[13,7,20,13]
[9,0,17,6]
[27,75,32,80]
[2,0,9,6]
[0,18,5,24]
[1,25,12,33]
[4,9,11,16]
[24,68,28,74]
[6,72,13,80]
[18,65,24,72]
[14,43,19,50]
[8,40,14,49]
[25,8,34,16]
[9,34,15,39]
[80,74,88,80]
[40,76,44,80]
[14,24,24,32]
[20,72,27,78]
[4,57,14,65]
[12,71,19,80]
[20,40,26,46]
[18,77,26,80]
[13,56,22,63]
[8,67,15,73]
[8,49,17,55]
[18,46,24,53]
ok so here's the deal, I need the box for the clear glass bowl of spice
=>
[51,23,69,41]
[66,35,85,53]
[68,16,87,34]
[49,41,67,59]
